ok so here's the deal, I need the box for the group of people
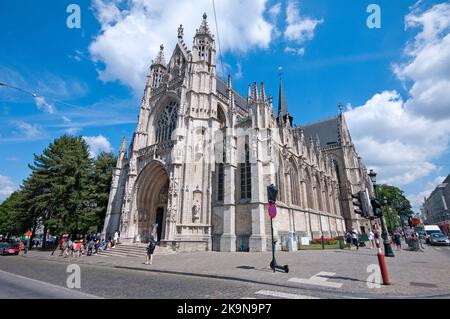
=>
[344,229,361,250]
[58,231,120,258]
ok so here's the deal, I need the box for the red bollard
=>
[375,238,390,285]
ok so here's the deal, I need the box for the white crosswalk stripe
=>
[288,272,343,288]
[254,290,320,299]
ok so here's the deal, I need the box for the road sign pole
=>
[270,217,276,272]
[375,232,390,285]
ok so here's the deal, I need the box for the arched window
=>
[240,142,251,199]
[306,170,314,210]
[315,175,323,211]
[290,163,300,206]
[152,69,163,88]
[217,106,226,201]
[155,101,178,143]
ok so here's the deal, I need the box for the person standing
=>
[368,229,375,249]
[145,233,157,265]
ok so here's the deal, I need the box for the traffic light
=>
[371,199,382,217]
[267,184,278,203]
[352,191,370,218]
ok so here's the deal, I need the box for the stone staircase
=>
[97,242,176,258]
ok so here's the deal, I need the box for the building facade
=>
[102,14,373,252]
[423,175,450,235]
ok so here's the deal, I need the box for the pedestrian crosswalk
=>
[241,272,350,299]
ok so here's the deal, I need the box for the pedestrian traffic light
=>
[267,184,278,203]
[352,191,370,218]
[371,199,382,217]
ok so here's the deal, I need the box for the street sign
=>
[268,202,277,219]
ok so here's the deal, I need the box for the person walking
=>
[87,238,95,256]
[145,233,158,265]
[114,231,119,247]
[368,229,375,249]
[393,232,401,250]
[352,229,359,250]
[345,231,352,249]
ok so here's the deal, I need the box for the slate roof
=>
[216,78,247,111]
[299,116,340,148]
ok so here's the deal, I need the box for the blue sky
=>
[1,0,449,212]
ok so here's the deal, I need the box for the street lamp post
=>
[368,170,395,258]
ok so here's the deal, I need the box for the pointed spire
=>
[253,81,259,101]
[152,44,166,67]
[277,66,293,126]
[196,12,212,37]
[120,136,127,152]
[247,84,252,104]
[260,82,266,105]
[338,101,343,115]
[178,24,184,39]
[227,74,232,90]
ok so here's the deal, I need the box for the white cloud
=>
[345,90,450,186]
[345,3,450,189]
[89,0,276,92]
[234,63,243,80]
[393,3,450,120]
[15,121,43,139]
[407,176,447,213]
[83,135,113,158]
[284,0,323,52]
[284,46,305,56]
[0,175,17,203]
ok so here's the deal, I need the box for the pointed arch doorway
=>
[136,161,169,243]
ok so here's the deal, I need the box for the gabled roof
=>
[216,78,247,111]
[299,116,340,148]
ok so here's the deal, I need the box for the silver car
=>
[429,233,450,246]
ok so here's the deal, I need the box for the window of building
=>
[240,142,251,199]
[155,101,178,143]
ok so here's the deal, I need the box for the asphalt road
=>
[0,255,337,299]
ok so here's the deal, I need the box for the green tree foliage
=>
[0,135,116,243]
[378,184,413,232]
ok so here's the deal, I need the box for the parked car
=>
[429,233,450,246]
[0,243,20,255]
[424,225,443,244]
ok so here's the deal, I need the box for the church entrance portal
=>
[155,207,164,241]
[136,161,169,243]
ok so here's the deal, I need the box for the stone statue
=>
[192,199,201,223]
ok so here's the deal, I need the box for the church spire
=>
[277,67,293,126]
[152,44,166,67]
[196,12,213,37]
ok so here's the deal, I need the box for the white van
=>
[424,225,443,243]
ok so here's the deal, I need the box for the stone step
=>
[98,243,175,258]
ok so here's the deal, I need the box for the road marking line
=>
[288,272,343,288]
[0,269,103,299]
[255,290,319,299]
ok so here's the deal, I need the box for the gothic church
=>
[102,14,373,252]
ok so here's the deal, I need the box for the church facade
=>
[102,14,374,252]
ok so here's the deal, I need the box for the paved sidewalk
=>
[21,245,450,298]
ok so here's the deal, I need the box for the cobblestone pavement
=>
[1,244,449,299]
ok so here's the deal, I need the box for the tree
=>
[378,184,413,232]
[1,135,116,246]
[27,135,93,244]
[0,190,25,236]
[83,152,116,234]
